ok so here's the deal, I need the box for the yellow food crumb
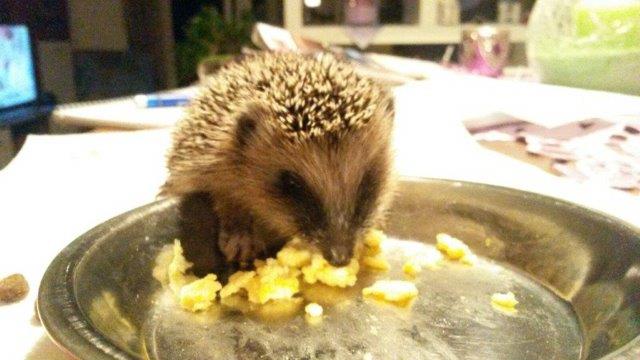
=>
[221,291,305,320]
[362,245,381,257]
[277,245,312,268]
[302,254,360,287]
[165,241,221,312]
[360,229,389,270]
[246,258,300,304]
[168,240,197,293]
[436,233,477,265]
[364,229,386,249]
[362,280,418,305]
[178,274,222,312]
[491,291,518,309]
[253,298,304,321]
[245,277,300,305]
[362,254,390,271]
[402,259,423,276]
[300,283,353,306]
[219,270,255,298]
[435,233,467,259]
[305,302,324,317]
[253,258,265,268]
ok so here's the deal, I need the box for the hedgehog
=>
[162,52,396,267]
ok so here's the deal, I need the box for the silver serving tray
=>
[38,178,640,359]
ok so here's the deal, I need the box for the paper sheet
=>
[406,74,640,128]
[0,129,170,359]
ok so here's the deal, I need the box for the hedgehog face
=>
[231,101,395,266]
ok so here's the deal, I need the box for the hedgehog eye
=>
[277,170,307,200]
[276,170,326,231]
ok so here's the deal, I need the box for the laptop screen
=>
[0,25,38,110]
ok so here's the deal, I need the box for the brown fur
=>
[163,52,396,266]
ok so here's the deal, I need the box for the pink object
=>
[460,26,510,77]
[344,0,379,25]
[344,0,380,49]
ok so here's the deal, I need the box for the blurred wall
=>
[122,0,176,89]
[67,0,128,51]
[37,41,76,103]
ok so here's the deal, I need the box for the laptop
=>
[0,24,53,127]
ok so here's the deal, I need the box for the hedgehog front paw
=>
[218,229,264,267]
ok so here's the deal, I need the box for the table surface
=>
[4,60,640,359]
[90,127,639,197]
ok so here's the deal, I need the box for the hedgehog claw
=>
[218,229,263,267]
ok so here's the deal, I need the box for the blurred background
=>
[0,0,536,104]
[2,0,640,175]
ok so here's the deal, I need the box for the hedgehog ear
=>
[234,102,270,148]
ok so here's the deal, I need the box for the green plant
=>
[176,6,254,85]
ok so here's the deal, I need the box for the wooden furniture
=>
[284,0,528,45]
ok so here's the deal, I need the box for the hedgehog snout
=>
[326,245,353,267]
[317,227,355,266]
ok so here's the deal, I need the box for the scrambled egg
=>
[302,254,360,287]
[219,270,255,298]
[362,255,390,271]
[300,283,355,306]
[161,230,416,315]
[402,259,423,276]
[362,280,418,305]
[435,233,478,265]
[220,237,362,307]
[276,239,312,268]
[491,291,519,309]
[167,240,198,293]
[364,229,385,249]
[164,240,222,312]
[179,274,223,312]
[360,230,390,271]
[252,298,304,321]
[246,259,300,304]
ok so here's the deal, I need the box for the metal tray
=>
[38,178,640,359]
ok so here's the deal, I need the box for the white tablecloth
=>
[1,77,640,359]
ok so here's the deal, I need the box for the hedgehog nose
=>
[328,245,352,267]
